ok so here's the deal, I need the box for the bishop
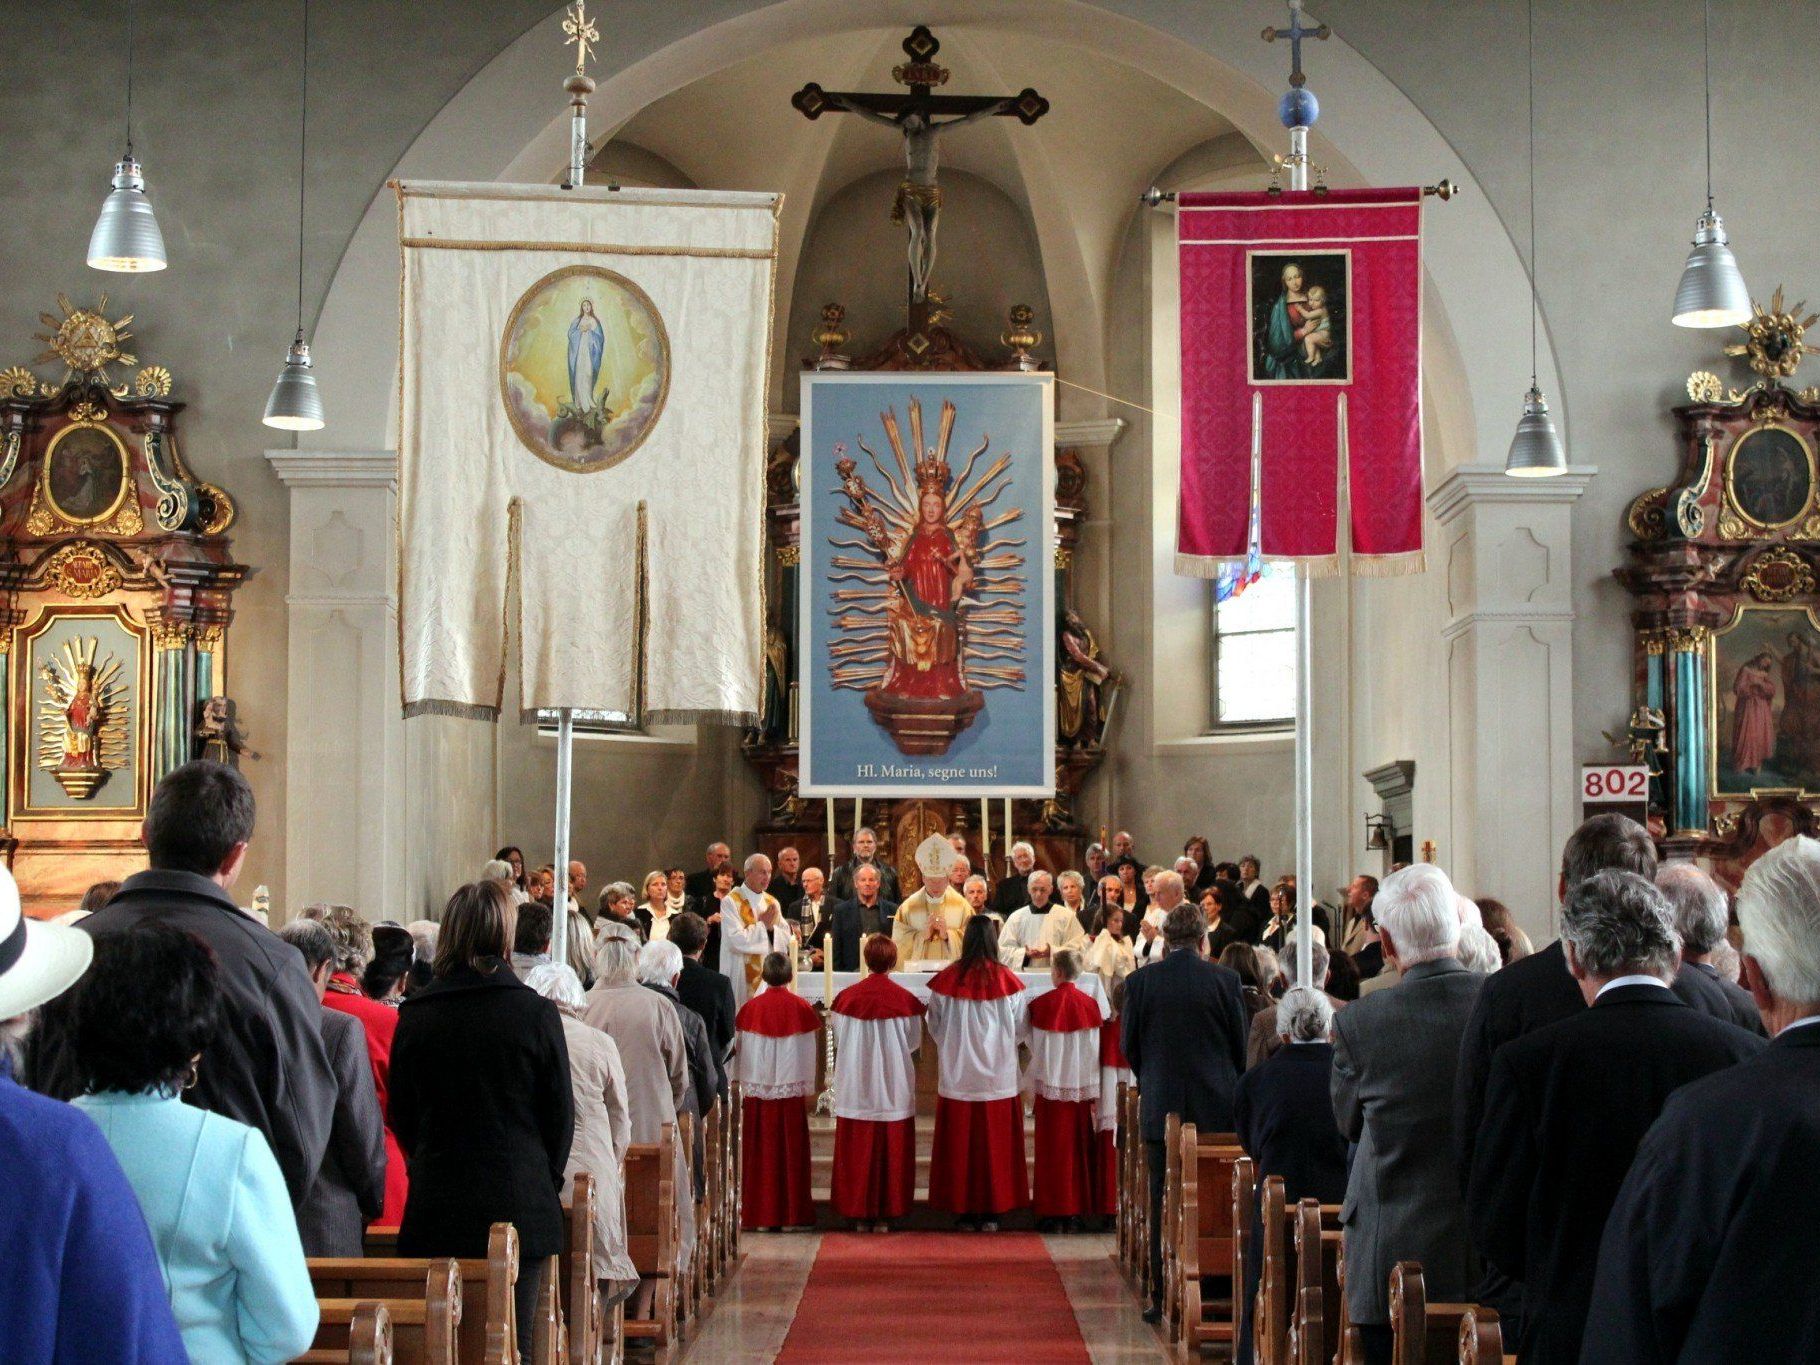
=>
[893,834,974,963]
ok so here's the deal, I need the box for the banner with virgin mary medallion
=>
[799,372,1054,797]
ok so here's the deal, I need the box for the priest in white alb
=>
[830,933,925,1231]
[926,916,1030,1229]
[892,834,973,964]
[1025,949,1110,1224]
[734,952,822,1230]
[719,852,794,1012]
[998,870,1089,970]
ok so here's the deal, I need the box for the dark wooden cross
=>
[792,26,1049,339]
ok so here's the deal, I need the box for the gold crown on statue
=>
[915,448,950,494]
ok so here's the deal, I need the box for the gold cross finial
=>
[563,0,599,76]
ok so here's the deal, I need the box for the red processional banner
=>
[1176,188,1424,576]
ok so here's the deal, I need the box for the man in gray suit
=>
[1331,863,1482,1365]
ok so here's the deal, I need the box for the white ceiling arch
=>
[311,0,1556,473]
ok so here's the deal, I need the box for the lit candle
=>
[1003,798,1013,871]
[825,797,836,870]
[980,797,990,866]
[824,950,835,1012]
[853,796,862,839]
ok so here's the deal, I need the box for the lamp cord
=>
[1702,0,1714,209]
[296,0,309,333]
[1527,0,1538,389]
[124,0,136,155]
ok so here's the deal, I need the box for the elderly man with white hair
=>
[1467,870,1763,1365]
[1330,863,1482,1363]
[720,853,794,1013]
[1586,835,1820,1362]
[991,840,1039,917]
[998,870,1088,970]
[1656,862,1765,1034]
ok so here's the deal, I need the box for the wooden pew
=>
[1116,1081,1136,1279]
[1252,1180,1342,1365]
[623,1124,682,1363]
[1162,1112,1183,1335]
[559,1173,609,1365]
[1228,1156,1256,1352]
[296,1300,394,1365]
[1173,1123,1245,1357]
[1388,1261,1492,1365]
[724,1082,743,1267]
[1455,1306,1512,1365]
[1285,1199,1341,1365]
[699,1099,722,1298]
[676,1111,699,1333]
[315,1223,515,1364]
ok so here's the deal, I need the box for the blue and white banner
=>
[799,373,1054,797]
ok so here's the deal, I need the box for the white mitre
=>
[915,833,959,881]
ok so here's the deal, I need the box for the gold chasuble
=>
[893,886,971,963]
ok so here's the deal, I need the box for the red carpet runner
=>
[775,1232,1090,1363]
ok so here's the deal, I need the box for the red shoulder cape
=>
[1028,981,1104,1033]
[832,973,926,1021]
[927,958,1026,1001]
[736,985,822,1038]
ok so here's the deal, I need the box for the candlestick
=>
[825,797,836,871]
[853,796,862,839]
[1003,798,1013,872]
[980,797,990,867]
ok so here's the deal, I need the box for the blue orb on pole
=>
[1278,87,1319,129]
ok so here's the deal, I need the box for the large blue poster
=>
[800,373,1054,797]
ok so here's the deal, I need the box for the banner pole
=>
[551,707,575,969]
[1286,119,1316,995]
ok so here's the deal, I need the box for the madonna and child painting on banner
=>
[1714,605,1820,795]
[799,373,1054,798]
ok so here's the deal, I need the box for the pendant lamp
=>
[87,0,166,273]
[264,0,324,430]
[1506,0,1565,477]
[1672,0,1750,328]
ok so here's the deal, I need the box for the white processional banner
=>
[396,180,779,722]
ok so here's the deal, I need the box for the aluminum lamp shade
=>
[1672,207,1751,328]
[87,155,167,273]
[1505,384,1567,477]
[262,332,326,431]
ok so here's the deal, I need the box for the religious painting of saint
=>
[1247,250,1351,384]
[1712,605,1820,795]
[1727,425,1814,528]
[43,424,128,524]
[498,264,670,473]
[800,373,1054,797]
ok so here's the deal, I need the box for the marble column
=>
[1428,464,1595,942]
[266,449,408,917]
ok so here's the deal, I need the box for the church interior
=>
[3,1,1820,1362]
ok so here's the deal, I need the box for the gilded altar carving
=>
[41,544,122,600]
[1743,547,1817,603]
[1722,287,1818,381]
[1666,625,1711,652]
[35,635,129,800]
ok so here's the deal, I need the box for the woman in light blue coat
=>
[69,921,319,1364]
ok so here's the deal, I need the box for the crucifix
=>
[792,26,1049,330]
[1261,0,1330,89]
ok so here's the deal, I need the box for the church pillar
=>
[266,449,408,918]
[1428,464,1594,942]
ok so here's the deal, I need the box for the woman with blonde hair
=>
[642,870,679,942]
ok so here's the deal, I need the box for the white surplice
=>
[1134,907,1169,965]
[718,885,793,1015]
[831,1011,922,1122]
[925,985,1030,1102]
[997,904,1089,970]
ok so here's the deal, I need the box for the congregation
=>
[2,761,1818,1362]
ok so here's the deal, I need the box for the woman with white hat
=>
[0,867,187,1363]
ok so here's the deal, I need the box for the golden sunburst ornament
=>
[34,294,136,381]
[1724,286,1820,380]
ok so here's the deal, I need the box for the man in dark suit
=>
[1585,835,1820,1363]
[1469,870,1764,1364]
[771,846,804,916]
[1452,812,1657,1329]
[669,911,735,1071]
[1657,862,1765,1035]
[989,840,1036,918]
[1120,881,1250,1322]
[1331,863,1483,1365]
[813,863,896,972]
[827,826,901,904]
[683,841,732,901]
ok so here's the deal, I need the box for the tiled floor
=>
[678,1232,1167,1363]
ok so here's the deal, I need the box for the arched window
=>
[1209,563,1297,729]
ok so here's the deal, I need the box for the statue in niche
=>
[1057,608,1117,749]
[194,696,260,767]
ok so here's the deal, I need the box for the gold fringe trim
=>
[399,237,775,260]
[1264,553,1344,579]
[644,707,759,727]
[1173,552,1243,580]
[403,699,501,722]
[1351,551,1428,578]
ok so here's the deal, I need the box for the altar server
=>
[998,871,1089,970]
[893,834,972,964]
[734,953,822,1230]
[926,916,1031,1228]
[720,853,794,1013]
[1096,975,1133,1218]
[830,934,926,1230]
[1026,950,1110,1226]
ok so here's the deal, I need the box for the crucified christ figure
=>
[827,95,1014,303]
